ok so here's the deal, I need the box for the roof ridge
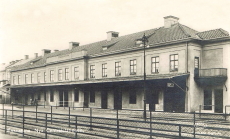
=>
[177,23,191,37]
[196,28,223,34]
[219,28,229,36]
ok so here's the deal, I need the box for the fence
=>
[0,104,230,139]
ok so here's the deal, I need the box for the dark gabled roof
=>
[196,28,229,40]
[10,23,229,71]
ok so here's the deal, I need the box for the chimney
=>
[54,49,59,52]
[69,42,80,50]
[34,53,38,58]
[107,31,119,41]
[42,49,51,56]
[24,55,29,60]
[164,16,179,28]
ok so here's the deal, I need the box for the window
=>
[90,65,95,78]
[44,72,47,82]
[37,73,41,83]
[194,57,199,69]
[50,70,54,82]
[18,75,21,84]
[170,54,178,71]
[74,89,79,102]
[129,91,136,104]
[12,76,15,84]
[204,90,212,110]
[90,91,95,103]
[74,67,79,79]
[58,69,62,81]
[152,57,159,73]
[130,59,137,75]
[102,63,107,77]
[50,90,54,102]
[65,68,69,80]
[31,74,35,83]
[115,61,121,76]
[25,74,28,84]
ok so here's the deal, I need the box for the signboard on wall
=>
[167,83,174,87]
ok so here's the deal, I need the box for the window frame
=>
[65,68,69,80]
[74,67,79,79]
[37,72,41,83]
[13,76,16,85]
[58,69,63,81]
[25,74,28,84]
[170,54,179,72]
[31,73,35,83]
[18,75,21,85]
[151,56,160,73]
[44,72,47,83]
[115,61,121,76]
[130,59,137,75]
[50,70,54,82]
[102,63,107,77]
[90,65,95,78]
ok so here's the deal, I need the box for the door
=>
[59,90,68,107]
[215,89,223,113]
[59,91,63,106]
[194,57,199,77]
[64,90,68,107]
[147,90,159,111]
[84,91,89,108]
[114,90,122,110]
[101,91,108,109]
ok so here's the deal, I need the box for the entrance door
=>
[101,91,108,109]
[147,90,159,111]
[59,90,68,107]
[84,91,89,108]
[114,90,122,110]
[215,89,223,113]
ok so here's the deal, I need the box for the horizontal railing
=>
[197,68,227,77]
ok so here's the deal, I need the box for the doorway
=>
[214,89,223,113]
[84,91,89,108]
[101,91,108,109]
[59,90,68,107]
[114,90,122,110]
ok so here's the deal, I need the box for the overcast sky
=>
[0,0,230,64]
